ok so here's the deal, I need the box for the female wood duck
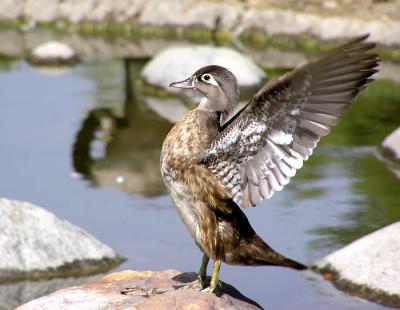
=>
[160,34,380,293]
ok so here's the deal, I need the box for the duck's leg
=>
[174,254,209,290]
[198,253,209,288]
[205,259,221,293]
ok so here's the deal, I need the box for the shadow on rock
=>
[172,272,264,309]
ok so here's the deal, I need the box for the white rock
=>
[0,198,122,280]
[139,1,240,30]
[242,8,400,46]
[141,46,266,91]
[316,222,400,300]
[31,41,77,63]
[382,127,400,160]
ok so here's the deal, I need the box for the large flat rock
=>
[17,269,262,309]
[0,198,124,282]
[314,222,400,308]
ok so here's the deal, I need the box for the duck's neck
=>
[198,94,236,126]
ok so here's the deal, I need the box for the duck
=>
[160,34,380,293]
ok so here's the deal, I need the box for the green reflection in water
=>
[309,151,400,250]
[326,79,400,146]
[267,65,400,250]
[303,77,400,251]
[0,55,19,71]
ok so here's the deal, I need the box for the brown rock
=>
[17,270,262,309]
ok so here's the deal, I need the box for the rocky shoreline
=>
[1,0,400,51]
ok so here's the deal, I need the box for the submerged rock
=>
[314,222,400,308]
[382,127,400,162]
[381,127,400,178]
[29,41,79,66]
[141,46,266,92]
[0,198,124,282]
[17,269,262,309]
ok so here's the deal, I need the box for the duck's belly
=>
[166,179,202,246]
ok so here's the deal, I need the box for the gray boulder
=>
[315,222,400,307]
[0,198,123,282]
[141,46,266,92]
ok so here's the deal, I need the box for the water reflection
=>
[73,59,174,196]
[308,149,400,250]
[291,79,400,252]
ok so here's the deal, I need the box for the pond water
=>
[1,44,400,309]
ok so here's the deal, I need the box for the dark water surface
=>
[1,55,400,309]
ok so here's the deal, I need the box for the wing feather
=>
[202,34,380,207]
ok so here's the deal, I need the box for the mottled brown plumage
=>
[160,34,380,292]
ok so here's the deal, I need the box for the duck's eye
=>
[202,74,211,82]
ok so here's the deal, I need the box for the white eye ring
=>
[200,73,218,86]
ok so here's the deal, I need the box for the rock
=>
[1,0,400,47]
[139,1,240,30]
[24,0,58,23]
[0,274,104,310]
[0,198,124,282]
[241,7,400,47]
[141,46,267,93]
[0,0,23,21]
[17,269,262,309]
[314,222,400,308]
[29,41,79,66]
[380,127,400,178]
[382,127,400,161]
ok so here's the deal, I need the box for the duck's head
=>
[169,65,239,114]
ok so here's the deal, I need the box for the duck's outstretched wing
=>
[201,34,380,208]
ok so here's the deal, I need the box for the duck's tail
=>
[230,234,307,270]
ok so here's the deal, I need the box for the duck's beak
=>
[169,76,195,89]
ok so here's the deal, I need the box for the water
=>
[1,50,400,309]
